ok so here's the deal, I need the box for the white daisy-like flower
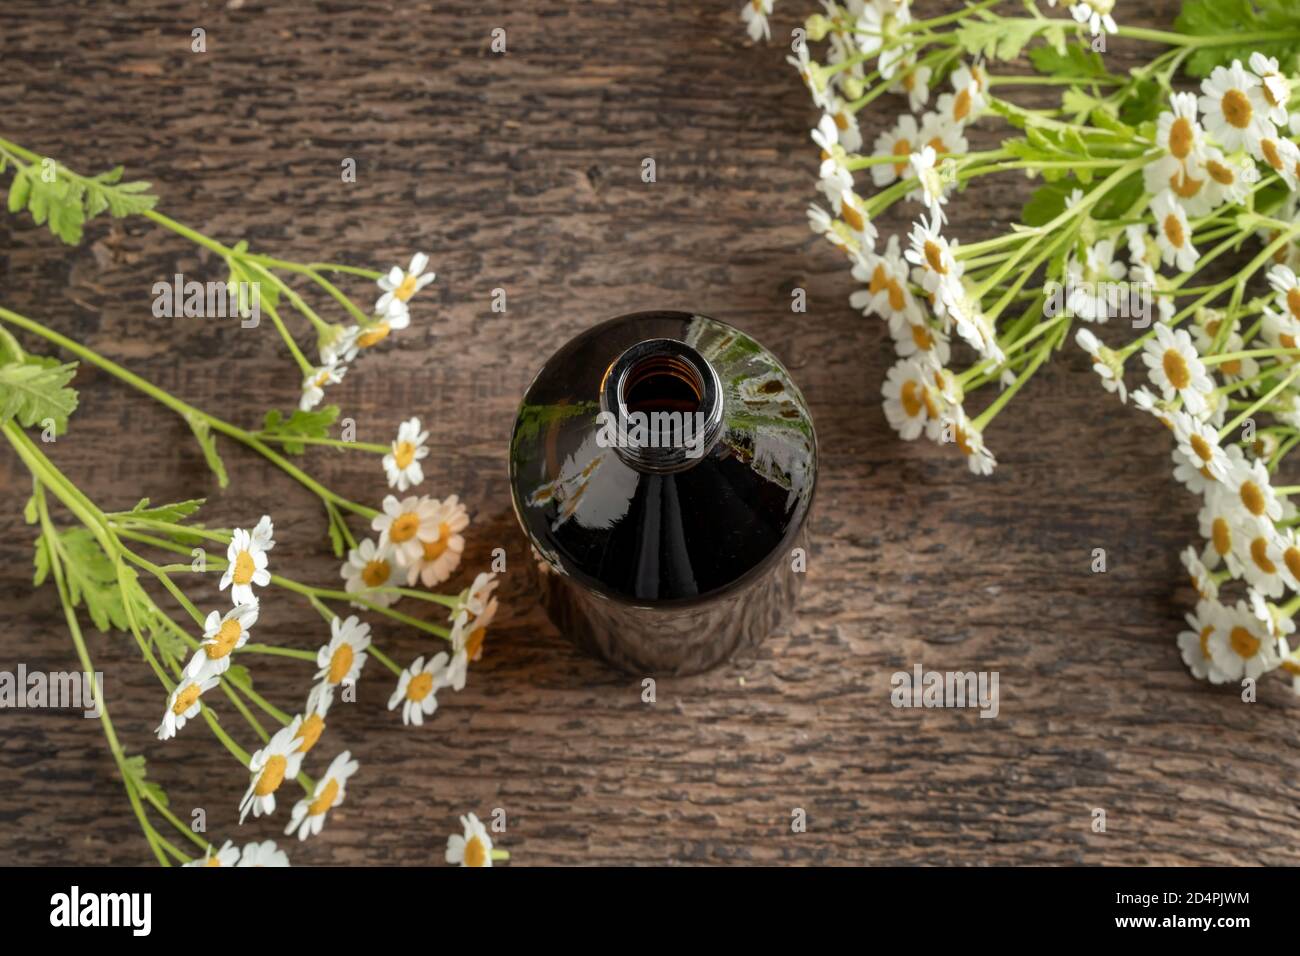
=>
[882,357,943,441]
[457,571,500,619]
[375,252,435,315]
[184,840,241,867]
[1149,191,1198,273]
[408,495,470,587]
[186,602,259,679]
[284,751,358,841]
[1170,409,1231,482]
[917,110,969,161]
[816,162,855,214]
[156,673,218,741]
[236,840,291,867]
[340,537,402,608]
[1066,239,1126,322]
[299,362,346,412]
[1249,52,1291,127]
[1198,484,1246,575]
[1207,598,1283,681]
[1156,92,1207,166]
[945,410,997,476]
[319,324,360,366]
[786,43,832,112]
[1249,587,1296,641]
[446,598,499,692]
[388,652,450,727]
[740,0,772,42]
[308,615,371,712]
[372,494,441,567]
[939,283,1003,363]
[239,717,305,823]
[383,417,430,492]
[850,235,918,330]
[239,717,304,822]
[910,146,950,224]
[446,812,494,867]
[895,58,932,113]
[891,317,950,368]
[1140,322,1212,415]
[871,115,921,188]
[291,693,330,757]
[1227,456,1284,522]
[838,191,878,252]
[1271,526,1300,592]
[220,522,272,606]
[1070,0,1117,35]
[1267,264,1300,324]
[1177,600,1228,683]
[934,79,982,128]
[1234,516,1287,598]
[905,215,963,304]
[1199,60,1273,153]
[353,299,412,353]
[1181,545,1219,601]
[1193,326,1256,384]
[1075,327,1127,402]
[1252,132,1300,190]
[250,515,275,552]
[852,3,886,58]
[1198,146,1259,211]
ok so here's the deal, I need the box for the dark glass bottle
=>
[509,312,816,675]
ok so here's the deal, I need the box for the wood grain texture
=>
[0,0,1297,867]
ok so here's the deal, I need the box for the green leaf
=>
[3,158,157,245]
[36,527,129,632]
[122,755,169,809]
[325,501,346,558]
[260,405,340,455]
[1092,171,1146,221]
[1028,42,1110,80]
[226,664,253,689]
[954,15,1045,61]
[23,492,37,525]
[1022,181,1075,228]
[186,415,229,488]
[1176,0,1300,78]
[111,497,207,525]
[0,356,78,433]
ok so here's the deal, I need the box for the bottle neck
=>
[598,338,724,473]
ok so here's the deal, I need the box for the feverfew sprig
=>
[751,0,1300,693]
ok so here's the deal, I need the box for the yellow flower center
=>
[1240,480,1267,516]
[254,755,287,796]
[1287,287,1300,321]
[295,713,324,754]
[1220,89,1252,129]
[232,550,255,586]
[464,834,488,867]
[356,322,391,349]
[465,626,487,661]
[910,324,934,351]
[1211,517,1231,556]
[206,618,243,660]
[407,672,435,702]
[1168,116,1194,160]
[422,523,453,561]
[891,138,912,176]
[841,202,865,233]
[1229,626,1260,659]
[1199,625,1213,660]
[1169,168,1203,200]
[361,559,391,588]
[833,111,848,131]
[900,379,924,418]
[1189,433,1213,464]
[389,512,421,544]
[1261,138,1283,171]
[395,273,419,301]
[308,778,339,816]
[952,87,972,122]
[1206,159,1234,185]
[1162,348,1191,390]
[205,855,223,867]
[172,683,202,715]
[1285,547,1300,582]
[924,240,946,274]
[1251,537,1276,574]
[328,643,355,683]
[1163,213,1185,249]
[393,441,416,469]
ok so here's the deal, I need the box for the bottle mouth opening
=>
[600,339,724,473]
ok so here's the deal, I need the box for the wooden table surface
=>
[1,0,1296,867]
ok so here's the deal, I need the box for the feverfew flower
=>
[1066,239,1126,322]
[1177,600,1228,684]
[871,115,921,188]
[1227,456,1283,523]
[446,812,494,867]
[299,362,346,412]
[1070,0,1117,35]
[375,252,435,315]
[910,146,949,224]
[456,571,500,619]
[404,496,468,588]
[1140,323,1212,415]
[340,537,403,609]
[1149,191,1198,273]
[285,751,359,841]
[446,598,499,692]
[220,521,272,606]
[185,840,240,867]
[1181,545,1218,601]
[353,299,411,353]
[384,417,430,491]
[1249,52,1292,126]
[186,602,259,679]
[388,652,450,727]
[1199,60,1273,153]
[236,840,290,867]
[156,674,218,741]
[308,615,371,712]
[1075,327,1127,402]
[946,410,997,476]
[882,357,942,441]
[1170,409,1230,481]
[1207,599,1282,681]
[239,717,305,823]
[740,0,772,42]
[372,494,441,567]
